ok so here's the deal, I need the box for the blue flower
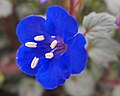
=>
[16,5,88,90]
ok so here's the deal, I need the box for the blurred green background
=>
[0,0,120,96]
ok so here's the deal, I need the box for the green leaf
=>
[112,85,120,96]
[65,70,95,96]
[89,39,120,65]
[82,12,116,41]
[18,77,43,96]
[104,0,120,15]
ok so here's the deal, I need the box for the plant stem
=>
[4,16,18,49]
[74,0,80,8]
[69,0,74,15]
[83,31,89,36]
[74,0,84,18]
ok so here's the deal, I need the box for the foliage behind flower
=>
[0,0,12,18]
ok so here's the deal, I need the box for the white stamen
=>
[50,40,58,49]
[34,35,45,41]
[45,52,54,59]
[31,57,39,69]
[25,42,37,48]
[51,36,56,38]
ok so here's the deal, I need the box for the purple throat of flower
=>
[54,39,67,56]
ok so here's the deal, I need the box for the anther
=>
[25,42,37,48]
[31,57,39,69]
[45,52,54,59]
[50,40,58,49]
[34,35,45,41]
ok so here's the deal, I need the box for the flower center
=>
[51,39,67,56]
[24,35,67,69]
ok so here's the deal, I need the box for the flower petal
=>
[45,5,78,40]
[16,46,49,76]
[63,33,88,74]
[36,57,70,90]
[16,15,45,44]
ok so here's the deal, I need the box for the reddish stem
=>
[74,0,80,8]
[4,16,17,49]
[102,79,120,88]
[69,0,74,15]
[83,31,89,36]
[86,46,91,52]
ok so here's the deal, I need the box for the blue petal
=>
[16,45,49,76]
[16,15,45,44]
[45,5,78,40]
[36,57,70,90]
[62,33,88,74]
